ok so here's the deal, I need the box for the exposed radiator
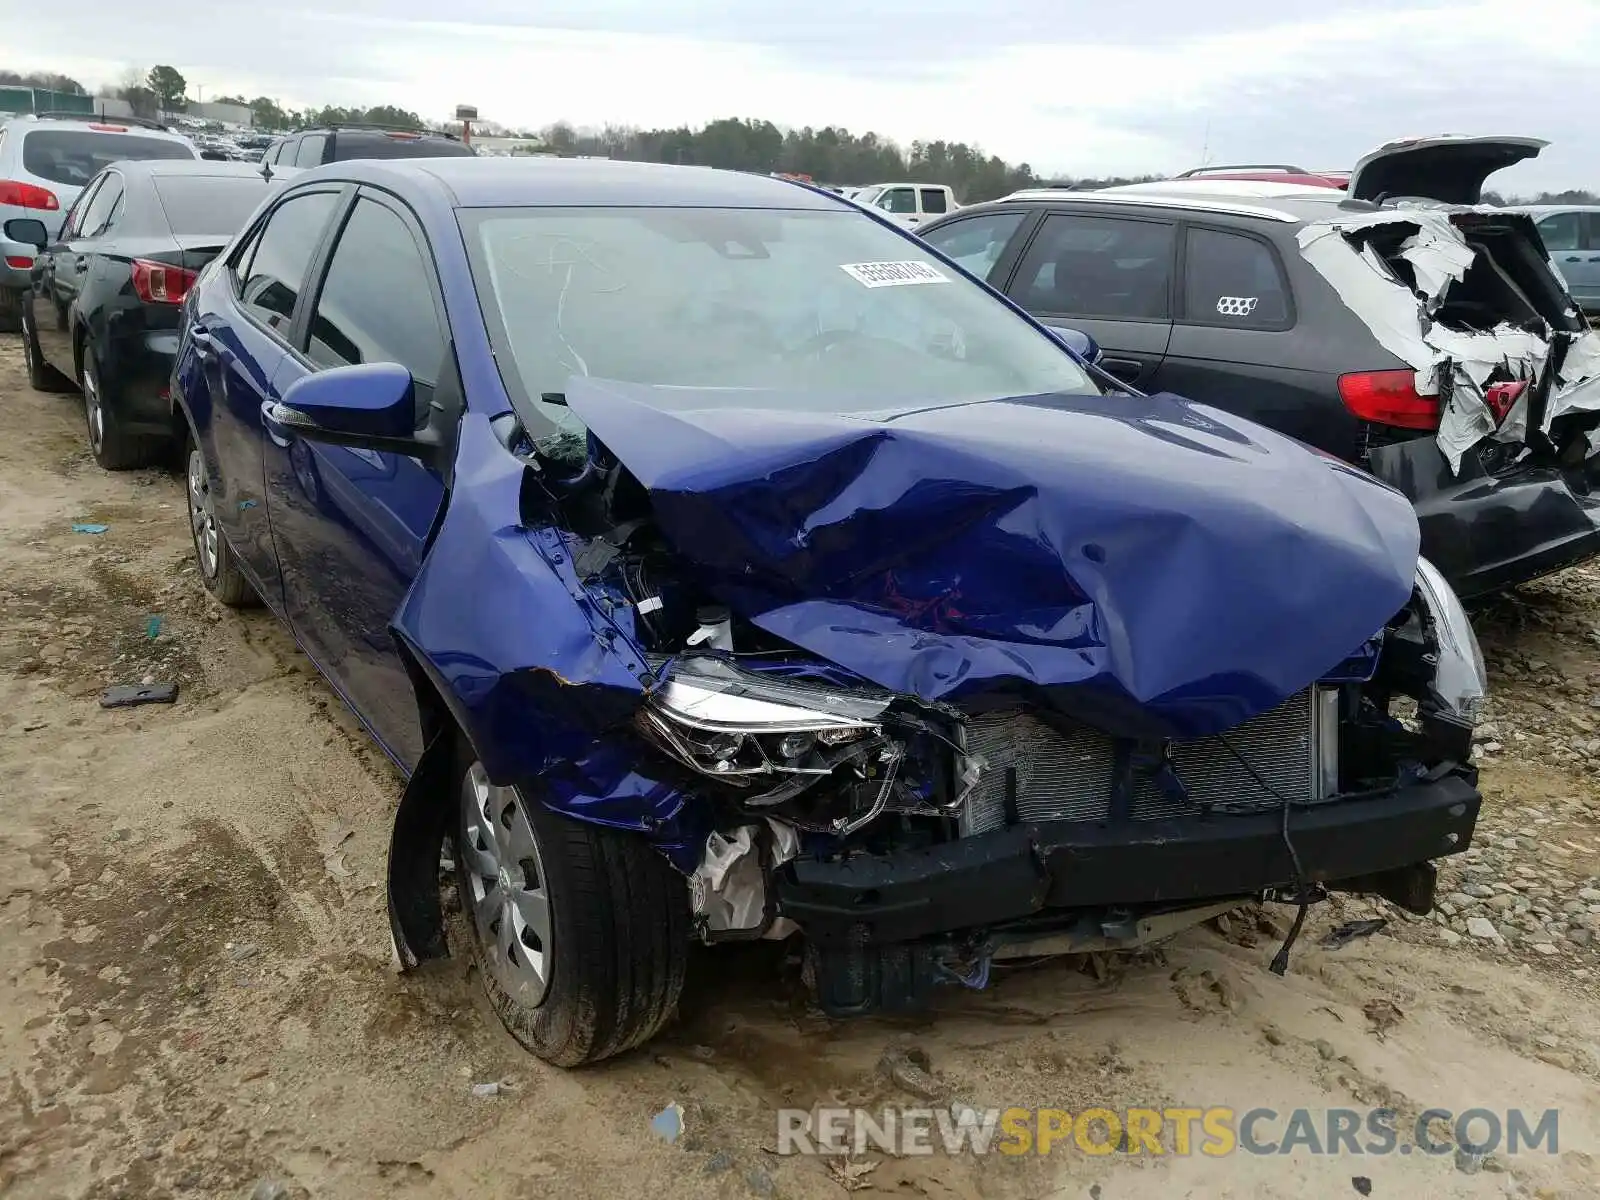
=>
[959,689,1322,836]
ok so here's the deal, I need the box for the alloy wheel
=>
[83,359,104,453]
[458,762,553,1005]
[187,447,219,578]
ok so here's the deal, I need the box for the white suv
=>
[0,113,198,330]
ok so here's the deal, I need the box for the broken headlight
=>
[641,656,903,829]
[1414,556,1487,724]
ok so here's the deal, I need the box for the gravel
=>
[1339,566,1600,976]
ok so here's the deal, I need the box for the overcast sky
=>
[9,0,1597,190]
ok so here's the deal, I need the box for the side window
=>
[878,187,917,215]
[237,191,341,332]
[921,211,1028,282]
[61,176,104,238]
[1182,226,1291,328]
[919,187,950,216]
[294,135,327,168]
[1537,212,1582,253]
[1012,213,1175,320]
[306,197,446,401]
[78,173,124,239]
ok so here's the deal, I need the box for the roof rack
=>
[30,110,171,131]
[296,121,459,140]
[1176,163,1309,177]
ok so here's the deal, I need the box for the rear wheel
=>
[186,434,257,607]
[82,347,163,471]
[455,759,689,1066]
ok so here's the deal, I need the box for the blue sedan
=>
[172,156,1487,1065]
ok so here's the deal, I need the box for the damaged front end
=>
[1299,136,1600,595]
[633,561,1483,1017]
[491,377,1486,1018]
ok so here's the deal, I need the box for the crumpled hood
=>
[564,379,1420,740]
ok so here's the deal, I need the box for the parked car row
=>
[9,136,1549,1070]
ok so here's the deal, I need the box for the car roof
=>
[294,156,846,211]
[988,182,1350,225]
[3,113,189,139]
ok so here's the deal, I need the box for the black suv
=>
[918,136,1600,599]
[261,123,475,169]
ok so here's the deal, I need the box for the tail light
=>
[0,180,60,210]
[131,260,198,305]
[5,255,32,269]
[1338,370,1439,430]
[87,123,129,132]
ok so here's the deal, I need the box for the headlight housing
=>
[641,656,902,829]
[1413,556,1487,725]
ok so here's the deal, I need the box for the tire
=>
[19,299,73,392]
[82,345,164,471]
[455,756,689,1066]
[185,431,257,607]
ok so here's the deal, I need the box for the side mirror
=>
[270,362,420,444]
[1048,325,1102,365]
[4,218,49,251]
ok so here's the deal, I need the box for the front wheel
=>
[19,300,73,392]
[455,759,689,1065]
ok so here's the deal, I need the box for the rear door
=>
[1153,222,1335,445]
[263,188,454,766]
[186,185,344,604]
[997,209,1176,388]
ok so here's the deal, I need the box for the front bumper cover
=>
[776,773,1480,947]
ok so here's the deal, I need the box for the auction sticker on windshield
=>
[839,261,951,288]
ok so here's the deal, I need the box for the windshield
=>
[461,205,1096,439]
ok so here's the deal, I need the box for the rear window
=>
[152,175,269,236]
[23,129,194,187]
[329,133,475,161]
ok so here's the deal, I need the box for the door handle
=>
[1101,357,1144,383]
[1567,255,1583,262]
[260,399,293,448]
[188,324,219,361]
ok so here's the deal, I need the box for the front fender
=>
[387,415,703,918]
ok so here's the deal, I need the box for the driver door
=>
[263,189,454,769]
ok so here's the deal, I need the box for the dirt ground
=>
[2,338,1599,1200]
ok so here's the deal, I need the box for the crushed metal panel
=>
[1298,207,1600,473]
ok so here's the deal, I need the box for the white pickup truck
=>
[845,182,959,228]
